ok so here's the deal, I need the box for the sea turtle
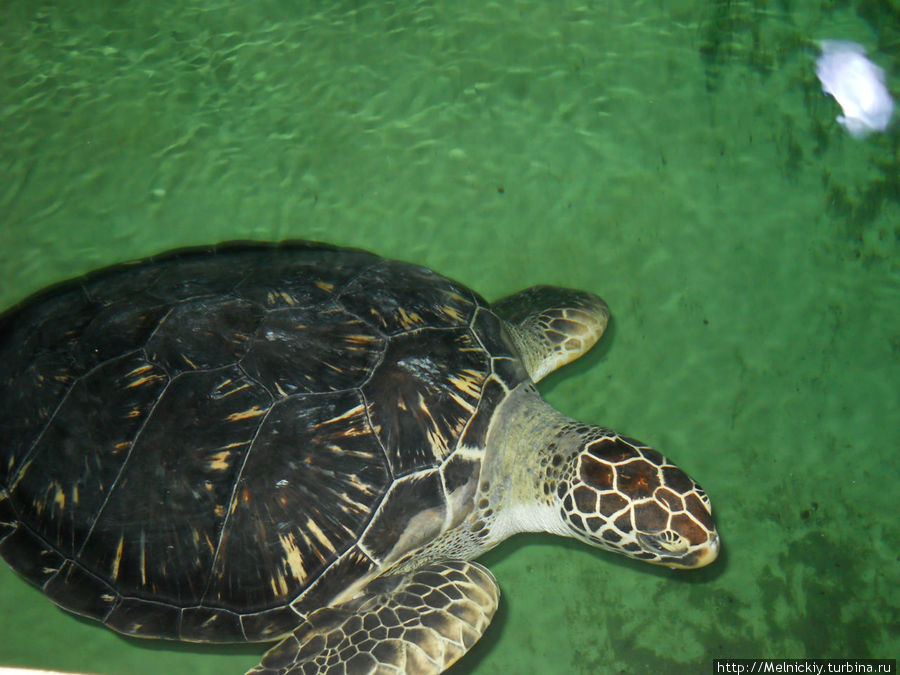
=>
[0,241,719,674]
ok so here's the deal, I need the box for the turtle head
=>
[555,430,719,569]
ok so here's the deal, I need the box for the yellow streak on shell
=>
[305,516,336,555]
[396,306,423,328]
[125,374,164,389]
[449,368,484,399]
[314,281,335,293]
[442,304,463,321]
[225,406,267,422]
[315,404,365,429]
[208,450,232,470]
[278,532,308,584]
[111,534,125,579]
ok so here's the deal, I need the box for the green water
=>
[1,1,897,673]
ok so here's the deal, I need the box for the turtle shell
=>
[0,241,528,643]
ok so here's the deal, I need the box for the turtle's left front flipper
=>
[248,560,499,675]
[492,285,610,382]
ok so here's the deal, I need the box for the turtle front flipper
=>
[492,285,610,382]
[248,560,499,675]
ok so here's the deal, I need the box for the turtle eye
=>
[636,531,687,556]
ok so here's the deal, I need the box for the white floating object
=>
[815,40,894,138]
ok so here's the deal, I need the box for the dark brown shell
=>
[0,241,529,643]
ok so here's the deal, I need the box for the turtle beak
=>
[692,532,720,567]
[662,532,720,569]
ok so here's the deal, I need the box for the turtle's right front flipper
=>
[248,560,499,675]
